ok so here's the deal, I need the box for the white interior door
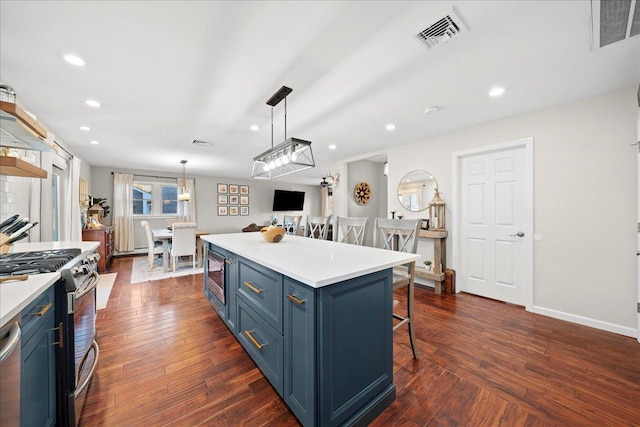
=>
[455,139,533,307]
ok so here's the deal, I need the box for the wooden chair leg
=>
[408,279,419,359]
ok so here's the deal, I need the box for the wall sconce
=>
[428,188,446,230]
[252,86,315,179]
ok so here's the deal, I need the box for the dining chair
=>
[305,215,331,240]
[333,216,368,245]
[140,220,163,269]
[170,222,197,272]
[282,215,302,236]
[373,218,421,359]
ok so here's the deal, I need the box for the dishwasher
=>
[0,314,21,427]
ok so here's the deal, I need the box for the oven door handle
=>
[0,321,21,363]
[74,340,99,398]
[76,271,100,300]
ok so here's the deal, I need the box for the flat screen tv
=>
[272,189,305,211]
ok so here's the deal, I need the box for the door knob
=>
[510,231,525,238]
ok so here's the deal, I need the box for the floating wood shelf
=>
[0,156,47,178]
[0,101,48,138]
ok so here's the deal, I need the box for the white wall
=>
[378,87,636,334]
[91,166,321,250]
[346,160,387,246]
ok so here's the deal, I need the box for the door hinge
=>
[638,223,640,233]
[637,302,640,313]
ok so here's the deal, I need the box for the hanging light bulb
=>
[178,160,190,201]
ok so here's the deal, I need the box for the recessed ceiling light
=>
[89,140,100,145]
[250,125,260,131]
[80,126,91,131]
[63,54,85,66]
[489,86,505,97]
[329,144,337,150]
[85,99,101,108]
[385,124,396,131]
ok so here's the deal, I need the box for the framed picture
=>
[240,195,249,205]
[229,195,239,205]
[229,184,239,194]
[218,206,228,216]
[240,206,249,216]
[240,185,249,195]
[217,183,228,194]
[229,206,239,216]
[217,195,228,204]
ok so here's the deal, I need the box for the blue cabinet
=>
[20,284,57,427]
[205,242,395,426]
[203,246,237,333]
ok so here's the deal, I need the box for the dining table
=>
[151,228,210,273]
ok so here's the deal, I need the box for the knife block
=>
[0,233,11,254]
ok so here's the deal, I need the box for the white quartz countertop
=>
[202,233,420,288]
[0,241,100,327]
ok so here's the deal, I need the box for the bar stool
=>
[283,215,302,236]
[333,216,368,245]
[305,215,331,239]
[373,218,421,359]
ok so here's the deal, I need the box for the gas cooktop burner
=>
[0,249,82,276]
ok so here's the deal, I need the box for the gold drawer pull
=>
[244,281,263,294]
[225,259,233,265]
[286,294,305,305]
[51,322,64,348]
[244,330,265,350]
[29,302,52,317]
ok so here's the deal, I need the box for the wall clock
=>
[354,181,371,205]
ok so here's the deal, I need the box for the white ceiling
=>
[1,1,638,185]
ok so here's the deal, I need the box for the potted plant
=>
[423,260,433,271]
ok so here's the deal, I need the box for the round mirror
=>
[398,170,437,212]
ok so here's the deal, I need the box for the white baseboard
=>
[532,305,637,338]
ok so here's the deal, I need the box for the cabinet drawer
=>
[237,299,283,395]
[21,284,55,341]
[237,257,283,333]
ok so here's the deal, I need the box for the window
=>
[133,181,178,216]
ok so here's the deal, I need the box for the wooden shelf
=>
[0,156,47,178]
[418,229,448,239]
[0,101,48,138]
[415,268,445,282]
[417,228,448,294]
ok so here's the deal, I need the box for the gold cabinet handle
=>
[51,321,64,348]
[286,294,305,305]
[244,330,265,350]
[244,281,263,294]
[225,259,234,265]
[29,302,52,317]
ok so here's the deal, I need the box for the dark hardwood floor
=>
[81,256,640,426]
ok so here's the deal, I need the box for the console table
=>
[415,229,448,294]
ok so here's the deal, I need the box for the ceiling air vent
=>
[591,0,640,49]
[413,6,469,51]
[192,139,213,147]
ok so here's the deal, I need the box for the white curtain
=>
[61,156,82,241]
[113,173,135,252]
[178,177,196,223]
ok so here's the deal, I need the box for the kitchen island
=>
[201,233,419,427]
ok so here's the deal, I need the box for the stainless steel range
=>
[0,248,100,427]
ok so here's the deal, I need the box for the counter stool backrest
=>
[373,217,421,359]
[305,215,331,240]
[333,216,368,245]
[283,215,302,236]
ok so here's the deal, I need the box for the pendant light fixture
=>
[178,159,190,201]
[252,86,315,179]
